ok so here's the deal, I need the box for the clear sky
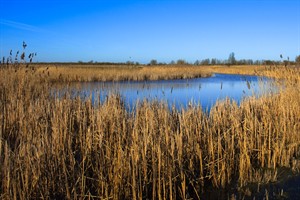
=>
[1,0,300,63]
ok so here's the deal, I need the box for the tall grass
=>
[0,65,299,199]
[34,64,211,82]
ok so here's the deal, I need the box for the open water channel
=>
[63,73,274,111]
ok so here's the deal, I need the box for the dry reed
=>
[0,64,299,199]
[33,64,211,82]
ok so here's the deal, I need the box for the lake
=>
[60,73,274,111]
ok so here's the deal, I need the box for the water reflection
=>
[57,73,274,111]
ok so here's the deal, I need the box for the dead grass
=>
[207,65,267,75]
[33,64,299,83]
[0,64,299,199]
[34,64,212,82]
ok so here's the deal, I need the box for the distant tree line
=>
[148,53,300,67]
[2,50,300,67]
[77,60,141,66]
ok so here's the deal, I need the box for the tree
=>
[176,59,187,65]
[169,60,175,65]
[200,58,210,65]
[228,52,236,65]
[211,58,217,65]
[296,55,300,67]
[194,60,200,65]
[247,59,254,65]
[126,61,134,65]
[264,60,274,65]
[149,59,157,65]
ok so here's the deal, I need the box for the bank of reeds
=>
[0,65,300,199]
[34,64,211,82]
[32,64,296,83]
[207,65,267,76]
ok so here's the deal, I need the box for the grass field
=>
[0,64,300,199]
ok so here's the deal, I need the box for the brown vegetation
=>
[31,64,297,83]
[0,64,300,199]
[34,64,211,82]
[206,65,267,75]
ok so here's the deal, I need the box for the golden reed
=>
[0,65,299,199]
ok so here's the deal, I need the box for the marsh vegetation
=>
[0,63,300,199]
[35,64,211,82]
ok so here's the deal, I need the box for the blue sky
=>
[1,0,300,63]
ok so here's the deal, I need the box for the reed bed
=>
[0,65,300,199]
[34,64,290,83]
[205,64,299,77]
[34,64,211,82]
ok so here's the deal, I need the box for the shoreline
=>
[33,64,213,82]
[24,64,295,83]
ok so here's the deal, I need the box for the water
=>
[60,73,274,111]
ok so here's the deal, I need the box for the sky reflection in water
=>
[65,73,274,112]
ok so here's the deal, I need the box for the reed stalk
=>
[0,65,299,199]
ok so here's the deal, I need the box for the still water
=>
[64,73,274,111]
